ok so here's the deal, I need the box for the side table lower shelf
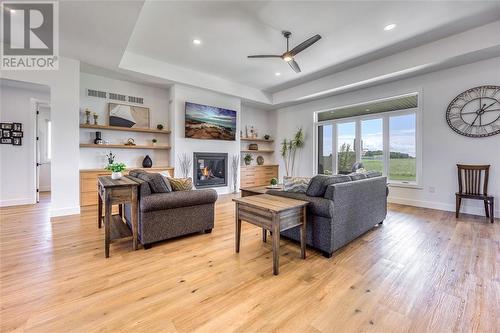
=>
[110,215,132,241]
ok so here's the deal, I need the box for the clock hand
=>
[470,114,480,126]
[482,102,496,111]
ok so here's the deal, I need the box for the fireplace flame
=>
[202,167,209,177]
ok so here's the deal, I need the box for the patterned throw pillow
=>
[283,176,310,193]
[168,177,193,191]
[137,172,171,193]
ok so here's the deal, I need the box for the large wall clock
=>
[446,85,500,137]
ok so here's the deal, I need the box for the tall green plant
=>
[280,128,305,177]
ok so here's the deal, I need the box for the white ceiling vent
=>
[87,89,106,99]
[128,96,144,104]
[109,93,127,102]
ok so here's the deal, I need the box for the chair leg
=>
[484,200,490,218]
[455,196,461,218]
[490,199,494,223]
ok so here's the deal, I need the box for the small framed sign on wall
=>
[0,123,23,146]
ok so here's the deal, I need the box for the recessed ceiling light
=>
[9,8,16,13]
[192,39,201,45]
[275,72,281,76]
[384,24,396,31]
[366,108,370,112]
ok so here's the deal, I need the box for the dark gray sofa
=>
[268,175,387,257]
[124,174,218,248]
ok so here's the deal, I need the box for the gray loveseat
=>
[268,173,387,258]
[124,171,218,248]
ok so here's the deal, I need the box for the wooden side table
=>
[98,176,139,258]
[233,194,309,275]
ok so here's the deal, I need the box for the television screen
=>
[185,102,237,141]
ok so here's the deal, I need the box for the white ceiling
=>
[126,1,500,91]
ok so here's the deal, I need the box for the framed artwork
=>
[12,123,22,131]
[2,130,11,138]
[11,131,23,138]
[12,137,22,146]
[1,123,13,130]
[108,103,150,129]
[1,138,13,144]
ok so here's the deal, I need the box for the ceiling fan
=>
[247,31,321,73]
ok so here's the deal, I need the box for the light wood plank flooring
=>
[1,193,498,332]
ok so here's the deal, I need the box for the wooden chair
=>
[456,164,494,223]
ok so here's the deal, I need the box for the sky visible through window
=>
[321,114,416,157]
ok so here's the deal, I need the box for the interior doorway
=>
[36,102,51,202]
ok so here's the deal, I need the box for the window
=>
[361,118,383,173]
[389,114,416,182]
[314,93,420,186]
[317,124,333,175]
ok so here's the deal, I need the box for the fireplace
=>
[193,152,228,188]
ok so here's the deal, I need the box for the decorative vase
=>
[111,172,122,180]
[142,155,152,168]
[257,156,264,165]
[94,131,103,144]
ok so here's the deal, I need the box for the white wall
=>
[275,57,500,216]
[0,81,50,206]
[1,57,81,217]
[171,84,241,194]
[79,73,170,169]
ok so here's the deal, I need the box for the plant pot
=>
[111,172,122,180]
[244,160,251,166]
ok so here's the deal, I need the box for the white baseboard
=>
[50,206,81,218]
[388,196,499,217]
[0,198,35,207]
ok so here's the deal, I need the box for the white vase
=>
[111,172,122,180]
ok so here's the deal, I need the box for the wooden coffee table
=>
[233,194,309,275]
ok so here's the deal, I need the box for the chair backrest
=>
[457,164,490,195]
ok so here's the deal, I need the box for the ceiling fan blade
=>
[247,55,282,58]
[290,34,322,56]
[288,59,301,73]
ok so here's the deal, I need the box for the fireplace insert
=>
[193,152,228,188]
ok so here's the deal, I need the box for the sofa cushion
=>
[168,177,193,191]
[348,172,367,181]
[267,190,333,218]
[125,175,152,197]
[140,189,218,212]
[306,174,351,197]
[137,172,171,193]
[283,176,310,193]
[364,170,382,178]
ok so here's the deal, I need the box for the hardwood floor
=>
[1,193,498,332]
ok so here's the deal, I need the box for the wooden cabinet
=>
[240,165,279,188]
[80,167,174,206]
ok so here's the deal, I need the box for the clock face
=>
[446,85,500,138]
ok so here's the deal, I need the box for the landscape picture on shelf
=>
[185,102,237,141]
[108,103,150,128]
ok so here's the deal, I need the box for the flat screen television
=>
[185,102,237,141]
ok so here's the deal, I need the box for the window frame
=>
[313,94,422,188]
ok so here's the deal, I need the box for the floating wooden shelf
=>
[241,164,279,168]
[241,149,274,153]
[240,138,274,143]
[80,124,171,134]
[80,144,171,150]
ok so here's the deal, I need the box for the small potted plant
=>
[156,124,164,130]
[270,177,278,186]
[243,154,253,166]
[152,138,157,146]
[264,134,270,140]
[106,162,126,180]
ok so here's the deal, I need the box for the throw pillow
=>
[137,172,171,193]
[306,174,351,197]
[283,176,310,193]
[128,169,146,178]
[159,171,173,192]
[168,177,193,191]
